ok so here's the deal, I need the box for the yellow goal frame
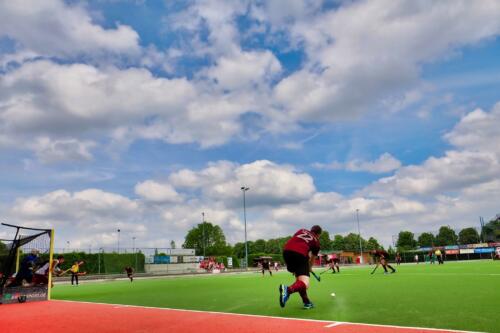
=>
[47,229,55,300]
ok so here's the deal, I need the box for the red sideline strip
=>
[0,301,474,333]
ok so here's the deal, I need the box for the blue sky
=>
[1,1,500,249]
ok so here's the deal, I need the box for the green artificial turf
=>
[53,260,500,332]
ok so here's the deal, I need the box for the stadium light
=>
[132,236,137,271]
[356,209,364,264]
[66,241,70,253]
[98,247,103,274]
[202,212,206,257]
[117,229,121,253]
[241,186,250,269]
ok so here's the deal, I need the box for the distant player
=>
[429,251,436,264]
[261,259,272,277]
[414,254,419,264]
[435,249,444,264]
[395,252,402,266]
[371,250,396,274]
[279,225,322,310]
[327,253,340,273]
[274,261,279,272]
[70,261,84,286]
[124,266,134,282]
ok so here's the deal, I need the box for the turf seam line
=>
[54,300,485,333]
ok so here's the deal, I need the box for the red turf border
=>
[0,300,479,333]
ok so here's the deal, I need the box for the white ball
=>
[330,292,336,297]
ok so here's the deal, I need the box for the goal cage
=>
[0,223,54,304]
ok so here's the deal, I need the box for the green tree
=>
[232,242,245,258]
[182,222,231,256]
[396,231,417,250]
[435,226,458,246]
[253,239,266,253]
[319,230,332,250]
[418,232,435,247]
[458,227,480,245]
[0,240,7,253]
[246,241,255,254]
[170,240,176,249]
[331,234,344,250]
[365,237,382,250]
[265,239,281,254]
[483,217,500,242]
[343,233,367,251]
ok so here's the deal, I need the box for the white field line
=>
[327,273,500,276]
[55,299,485,333]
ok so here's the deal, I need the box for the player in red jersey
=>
[329,253,340,273]
[279,225,322,309]
[371,249,396,274]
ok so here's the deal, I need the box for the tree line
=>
[396,218,500,251]
[182,222,385,258]
[183,217,500,258]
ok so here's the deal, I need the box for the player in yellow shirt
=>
[70,261,84,286]
[435,249,443,265]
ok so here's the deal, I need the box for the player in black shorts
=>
[279,225,322,309]
[261,259,272,276]
[371,250,396,274]
[124,266,134,282]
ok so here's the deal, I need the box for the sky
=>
[0,0,500,251]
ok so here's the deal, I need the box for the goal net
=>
[0,223,54,304]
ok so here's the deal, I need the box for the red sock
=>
[287,280,306,294]
[298,289,310,304]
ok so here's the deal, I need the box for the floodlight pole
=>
[132,237,137,271]
[202,212,206,257]
[117,229,121,253]
[98,247,103,274]
[356,209,364,264]
[241,186,250,269]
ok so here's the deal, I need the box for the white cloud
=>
[32,137,96,164]
[271,0,500,121]
[169,160,316,207]
[0,60,257,158]
[364,104,500,198]
[444,104,500,155]
[2,1,500,249]
[5,100,500,248]
[12,189,139,221]
[0,0,140,59]
[7,189,146,248]
[3,1,500,162]
[135,180,183,203]
[202,50,281,90]
[314,153,401,173]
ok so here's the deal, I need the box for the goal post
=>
[0,223,54,304]
[47,228,55,301]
